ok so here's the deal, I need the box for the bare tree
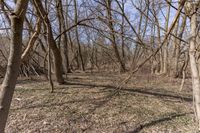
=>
[186,0,200,129]
[0,0,29,132]
[74,0,85,71]
[33,0,65,84]
[56,0,70,74]
[105,0,126,72]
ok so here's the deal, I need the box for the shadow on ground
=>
[9,74,194,132]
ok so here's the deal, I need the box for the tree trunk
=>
[189,10,200,129]
[174,15,186,77]
[56,0,70,74]
[0,1,29,132]
[74,0,85,71]
[106,0,126,72]
[33,0,64,84]
[21,18,41,62]
[162,0,171,74]
[120,0,126,71]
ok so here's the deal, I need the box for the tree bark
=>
[56,0,70,74]
[105,0,126,72]
[174,15,186,77]
[162,0,171,74]
[74,0,85,71]
[33,0,65,84]
[0,1,29,132]
[21,18,41,62]
[120,0,126,71]
[189,8,200,129]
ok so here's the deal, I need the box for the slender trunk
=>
[106,0,125,72]
[174,15,186,77]
[56,0,70,74]
[163,0,171,74]
[48,42,54,93]
[65,0,74,58]
[74,0,85,71]
[151,24,157,74]
[132,6,145,70]
[189,11,200,129]
[0,1,29,132]
[173,16,180,77]
[156,22,163,73]
[33,0,64,84]
[121,0,126,71]
[152,0,163,74]
[21,18,41,62]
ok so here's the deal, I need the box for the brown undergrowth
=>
[5,72,196,132]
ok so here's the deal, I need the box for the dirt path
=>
[5,72,196,132]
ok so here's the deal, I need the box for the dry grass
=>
[5,72,197,133]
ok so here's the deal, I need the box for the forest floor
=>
[5,71,197,133]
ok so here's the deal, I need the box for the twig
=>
[115,0,186,90]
